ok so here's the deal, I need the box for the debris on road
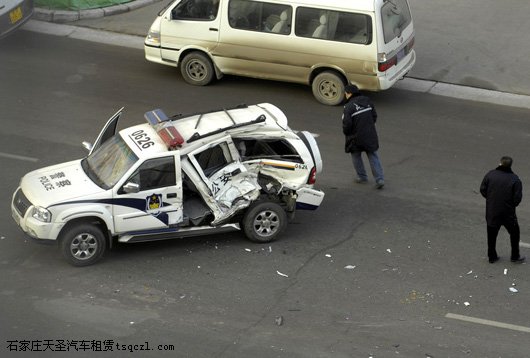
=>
[276,271,289,278]
[275,316,284,326]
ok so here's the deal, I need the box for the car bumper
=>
[378,50,416,90]
[296,187,325,210]
[11,189,58,242]
[0,0,34,39]
[144,44,178,68]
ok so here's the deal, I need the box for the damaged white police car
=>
[11,103,324,266]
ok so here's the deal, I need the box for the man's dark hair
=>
[500,156,513,168]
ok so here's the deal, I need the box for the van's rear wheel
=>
[243,201,287,243]
[59,224,106,266]
[181,52,215,86]
[312,71,346,106]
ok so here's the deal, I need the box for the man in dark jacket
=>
[342,85,384,189]
[480,156,525,263]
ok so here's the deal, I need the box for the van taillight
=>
[378,56,397,72]
[378,36,415,72]
[307,167,317,184]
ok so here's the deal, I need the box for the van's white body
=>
[145,0,416,105]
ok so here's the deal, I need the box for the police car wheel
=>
[312,71,346,106]
[181,52,215,86]
[60,224,106,266]
[243,202,287,243]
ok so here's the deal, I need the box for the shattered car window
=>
[196,142,233,177]
[234,138,303,163]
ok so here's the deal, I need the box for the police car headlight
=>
[31,206,51,223]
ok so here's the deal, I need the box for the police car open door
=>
[88,107,123,155]
[186,137,261,225]
[113,153,184,235]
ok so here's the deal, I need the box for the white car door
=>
[113,154,183,234]
[187,137,260,223]
[160,0,221,62]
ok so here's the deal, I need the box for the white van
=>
[145,0,416,105]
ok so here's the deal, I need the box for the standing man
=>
[342,85,385,189]
[480,156,525,263]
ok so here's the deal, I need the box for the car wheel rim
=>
[253,210,280,237]
[318,80,339,99]
[70,233,98,260]
[186,61,206,81]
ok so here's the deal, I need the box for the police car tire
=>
[311,71,346,106]
[59,224,106,267]
[181,52,215,86]
[243,201,287,243]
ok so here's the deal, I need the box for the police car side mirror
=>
[122,182,140,194]
[82,141,93,152]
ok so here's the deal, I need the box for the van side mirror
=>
[122,182,140,194]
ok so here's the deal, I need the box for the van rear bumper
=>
[379,50,416,90]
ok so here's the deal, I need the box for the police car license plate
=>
[9,6,23,24]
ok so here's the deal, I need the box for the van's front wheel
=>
[312,71,345,106]
[181,52,215,86]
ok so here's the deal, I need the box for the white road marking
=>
[520,242,530,249]
[0,152,38,162]
[446,313,530,333]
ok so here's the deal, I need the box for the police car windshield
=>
[82,135,139,190]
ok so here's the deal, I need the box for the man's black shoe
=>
[510,256,526,263]
[489,257,499,263]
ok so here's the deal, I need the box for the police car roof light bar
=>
[145,109,185,148]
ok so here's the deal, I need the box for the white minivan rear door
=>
[160,0,221,62]
[376,0,415,86]
[113,154,183,234]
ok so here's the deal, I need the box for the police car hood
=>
[20,159,106,207]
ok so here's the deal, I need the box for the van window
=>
[228,0,292,34]
[381,0,412,43]
[295,7,372,45]
[172,0,220,20]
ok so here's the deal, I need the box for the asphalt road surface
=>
[0,31,529,358]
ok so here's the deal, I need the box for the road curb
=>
[395,78,530,110]
[33,0,162,23]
